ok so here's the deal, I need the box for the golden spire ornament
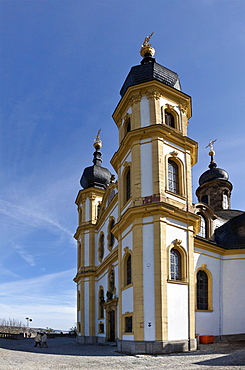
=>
[94,129,102,149]
[140,32,155,58]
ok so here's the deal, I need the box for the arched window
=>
[170,248,181,280]
[125,168,131,203]
[197,270,208,310]
[168,160,179,194]
[98,288,105,319]
[98,232,104,262]
[197,213,207,238]
[165,111,175,128]
[126,254,132,285]
[223,191,229,210]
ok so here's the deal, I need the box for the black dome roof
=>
[80,144,111,190]
[199,166,229,186]
[80,164,111,190]
[120,57,181,98]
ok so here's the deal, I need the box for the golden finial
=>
[140,32,155,58]
[94,129,102,149]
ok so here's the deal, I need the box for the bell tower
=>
[74,132,112,341]
[196,140,233,211]
[111,35,200,353]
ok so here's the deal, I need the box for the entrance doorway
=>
[108,310,115,342]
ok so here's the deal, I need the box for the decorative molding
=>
[173,239,182,247]
[103,298,118,312]
[165,103,175,111]
[145,90,161,100]
[129,93,141,105]
[179,103,188,114]
[171,150,178,157]
[123,161,131,168]
[124,113,130,122]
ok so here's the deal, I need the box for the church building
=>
[73,36,245,354]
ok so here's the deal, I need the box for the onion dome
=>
[198,140,229,185]
[199,161,229,186]
[196,140,233,212]
[80,131,112,190]
[120,33,181,97]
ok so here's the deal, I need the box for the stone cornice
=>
[73,246,118,282]
[75,187,105,206]
[194,237,245,256]
[112,202,200,239]
[110,124,198,171]
[74,223,97,240]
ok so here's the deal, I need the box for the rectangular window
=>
[125,316,132,333]
[168,160,179,194]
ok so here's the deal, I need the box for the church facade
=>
[73,37,245,354]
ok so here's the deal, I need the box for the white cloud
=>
[13,244,36,267]
[0,198,73,238]
[0,264,20,278]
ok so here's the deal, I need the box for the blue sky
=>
[0,0,244,331]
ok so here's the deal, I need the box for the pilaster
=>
[89,276,95,336]
[132,220,144,341]
[131,96,141,130]
[132,141,141,199]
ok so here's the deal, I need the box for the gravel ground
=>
[0,337,244,370]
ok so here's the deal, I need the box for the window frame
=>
[165,111,175,128]
[196,270,208,310]
[223,190,229,210]
[125,316,133,333]
[195,266,213,312]
[122,312,133,334]
[124,166,131,204]
[126,254,132,286]
[168,240,188,284]
[165,154,185,198]
[161,105,179,130]
[197,213,207,238]
[170,248,182,281]
[122,247,133,288]
[168,159,179,194]
[98,321,105,334]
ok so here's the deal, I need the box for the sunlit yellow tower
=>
[110,35,199,353]
[74,35,200,354]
